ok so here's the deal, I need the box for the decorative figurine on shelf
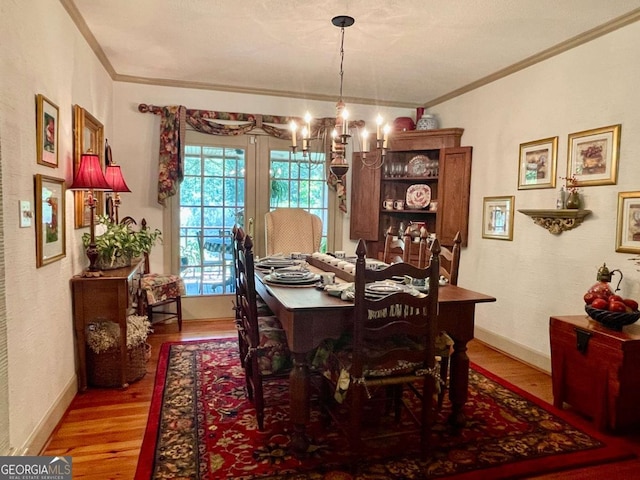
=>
[560,175,581,209]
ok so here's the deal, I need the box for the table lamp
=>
[104,163,131,223]
[69,153,111,273]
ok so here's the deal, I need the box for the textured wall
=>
[433,21,640,369]
[0,0,113,453]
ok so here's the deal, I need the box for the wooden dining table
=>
[254,262,496,452]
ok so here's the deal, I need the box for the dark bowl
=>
[585,305,640,331]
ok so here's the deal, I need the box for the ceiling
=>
[63,0,640,108]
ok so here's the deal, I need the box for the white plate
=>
[265,273,320,285]
[407,155,429,176]
[366,282,404,293]
[406,184,431,209]
[274,271,313,280]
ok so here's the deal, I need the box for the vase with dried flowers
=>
[561,175,581,209]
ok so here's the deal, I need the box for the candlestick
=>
[290,121,297,148]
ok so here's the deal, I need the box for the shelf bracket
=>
[518,209,592,235]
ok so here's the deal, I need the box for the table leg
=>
[289,352,311,453]
[448,337,469,427]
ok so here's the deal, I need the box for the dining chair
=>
[236,233,292,430]
[232,226,274,369]
[317,237,441,455]
[417,229,463,407]
[125,217,184,331]
[264,208,322,255]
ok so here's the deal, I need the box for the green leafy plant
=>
[82,215,162,268]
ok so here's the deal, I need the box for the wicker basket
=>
[86,342,148,388]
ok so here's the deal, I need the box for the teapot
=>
[588,263,623,298]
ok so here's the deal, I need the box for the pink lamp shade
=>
[104,164,131,193]
[69,153,111,191]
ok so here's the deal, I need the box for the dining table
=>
[254,259,496,452]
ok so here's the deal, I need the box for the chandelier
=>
[289,15,391,179]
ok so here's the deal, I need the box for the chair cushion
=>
[256,316,291,375]
[312,332,449,403]
[141,273,186,304]
[256,296,273,316]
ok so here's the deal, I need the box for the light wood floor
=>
[42,319,640,479]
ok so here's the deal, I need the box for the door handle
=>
[248,217,254,238]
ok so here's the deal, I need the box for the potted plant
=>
[82,215,162,269]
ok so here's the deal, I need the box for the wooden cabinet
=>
[350,128,472,258]
[549,315,640,432]
[70,260,145,391]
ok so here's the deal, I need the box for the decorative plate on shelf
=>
[406,184,431,209]
[407,155,429,176]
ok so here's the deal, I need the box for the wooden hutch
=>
[350,128,472,258]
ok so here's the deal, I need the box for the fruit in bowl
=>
[584,289,640,330]
[584,305,640,331]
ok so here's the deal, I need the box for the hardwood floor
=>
[42,319,640,479]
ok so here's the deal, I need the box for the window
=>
[269,150,328,252]
[179,144,244,296]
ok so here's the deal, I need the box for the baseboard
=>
[21,375,77,455]
[474,326,551,374]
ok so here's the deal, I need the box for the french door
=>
[170,130,339,319]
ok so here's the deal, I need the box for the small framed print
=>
[616,191,640,254]
[35,174,66,267]
[567,124,621,186]
[518,137,557,190]
[35,94,59,167]
[482,196,514,241]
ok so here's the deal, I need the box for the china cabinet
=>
[350,128,471,258]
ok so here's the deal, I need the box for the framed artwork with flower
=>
[616,191,640,254]
[518,136,557,190]
[567,124,621,186]
[482,196,514,240]
[35,174,66,267]
[35,94,59,167]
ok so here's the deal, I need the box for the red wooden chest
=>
[550,315,640,432]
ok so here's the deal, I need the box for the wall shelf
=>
[518,209,592,234]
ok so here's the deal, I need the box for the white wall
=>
[0,0,113,454]
[433,21,640,370]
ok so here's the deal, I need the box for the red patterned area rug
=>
[135,339,633,479]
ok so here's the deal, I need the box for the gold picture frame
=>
[517,137,557,190]
[567,124,621,187]
[615,191,640,254]
[73,105,105,229]
[35,94,59,167]
[35,174,66,267]
[482,196,514,241]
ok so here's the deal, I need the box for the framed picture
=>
[567,124,621,186]
[518,136,557,190]
[35,174,66,267]
[616,191,640,253]
[73,105,105,229]
[35,94,59,167]
[482,196,514,240]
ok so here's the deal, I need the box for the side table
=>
[549,314,640,432]
[70,260,145,391]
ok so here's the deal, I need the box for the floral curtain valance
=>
[138,103,363,211]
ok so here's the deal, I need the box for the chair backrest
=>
[264,208,322,255]
[232,225,246,319]
[382,225,412,264]
[351,237,441,382]
[418,231,462,285]
[237,234,261,344]
[439,232,462,285]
